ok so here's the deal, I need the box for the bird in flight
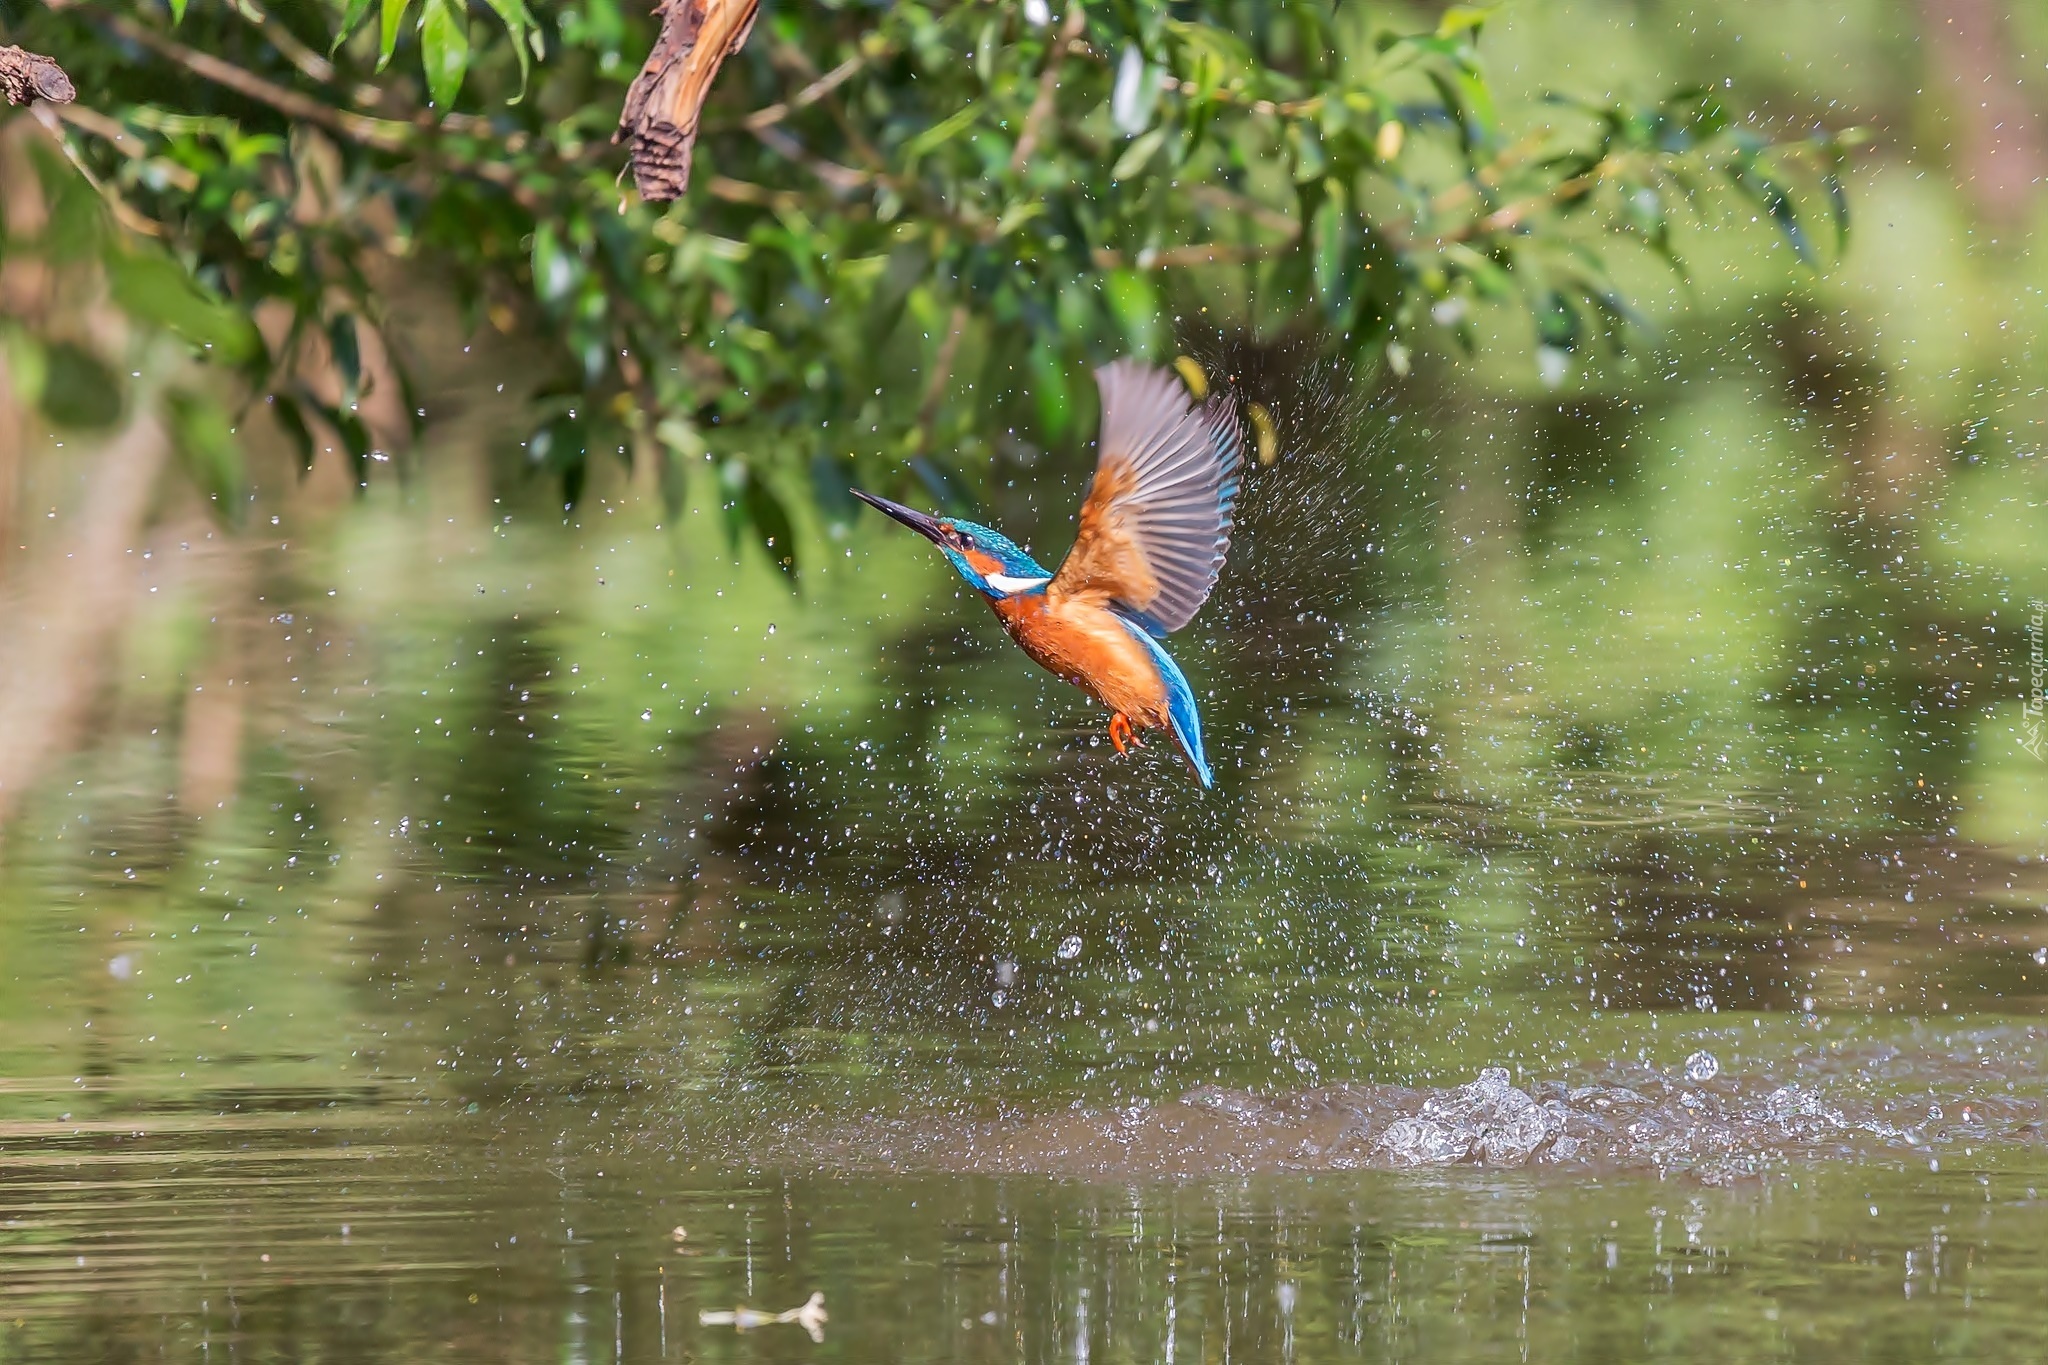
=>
[854,361,1243,786]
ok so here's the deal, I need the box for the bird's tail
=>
[1115,614,1213,788]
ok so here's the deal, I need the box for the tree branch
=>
[62,9,545,208]
[750,124,871,194]
[27,104,166,237]
[738,52,867,132]
[1185,183,1301,239]
[88,11,411,151]
[1010,7,1087,172]
[54,102,200,190]
[617,0,761,203]
[1156,73,1318,118]
[915,304,970,432]
[1092,240,1293,270]
[0,45,76,106]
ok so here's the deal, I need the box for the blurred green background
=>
[1,0,2046,1360]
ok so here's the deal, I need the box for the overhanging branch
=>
[617,0,761,202]
[1,45,76,106]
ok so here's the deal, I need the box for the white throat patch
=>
[985,573,1050,595]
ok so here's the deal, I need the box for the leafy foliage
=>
[2,0,1855,563]
[0,134,251,502]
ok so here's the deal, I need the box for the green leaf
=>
[744,476,799,579]
[328,314,363,406]
[378,0,410,72]
[2,334,47,410]
[1111,128,1167,182]
[37,341,124,430]
[1735,168,1814,266]
[1103,270,1161,356]
[479,0,540,99]
[104,250,263,364]
[808,453,857,530]
[974,16,999,85]
[1818,138,1852,256]
[1110,47,1162,137]
[25,144,107,263]
[863,241,929,340]
[169,0,189,23]
[909,455,968,512]
[1436,5,1496,40]
[902,105,980,163]
[333,0,378,56]
[272,391,318,473]
[420,0,470,110]
[1028,336,1073,443]
[165,389,245,525]
[1287,1,1336,77]
[1310,178,1358,325]
[1287,121,1327,183]
[328,403,378,489]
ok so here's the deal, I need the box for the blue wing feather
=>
[1113,610,1213,788]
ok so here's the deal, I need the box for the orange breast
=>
[989,594,1171,728]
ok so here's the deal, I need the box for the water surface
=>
[3,327,2046,1359]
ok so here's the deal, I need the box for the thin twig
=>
[28,105,166,236]
[738,52,868,131]
[224,0,339,89]
[54,102,202,190]
[1432,163,1608,243]
[750,125,871,193]
[1156,73,1318,119]
[1185,183,1301,239]
[1091,240,1290,270]
[703,174,803,210]
[915,303,970,431]
[71,8,542,206]
[1417,129,1564,234]
[91,9,412,151]
[1010,6,1086,172]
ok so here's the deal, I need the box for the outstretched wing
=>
[1049,360,1243,634]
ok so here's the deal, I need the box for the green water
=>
[2,335,2046,1358]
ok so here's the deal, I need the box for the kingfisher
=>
[854,360,1243,787]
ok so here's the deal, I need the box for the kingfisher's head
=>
[852,490,1052,599]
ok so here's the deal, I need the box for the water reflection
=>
[6,1109,2048,1362]
[2,245,2047,1361]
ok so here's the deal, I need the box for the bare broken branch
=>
[617,0,761,203]
[0,45,76,107]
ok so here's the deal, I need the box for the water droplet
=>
[1683,1050,1720,1082]
[1056,935,1083,961]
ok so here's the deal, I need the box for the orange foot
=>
[1107,713,1146,754]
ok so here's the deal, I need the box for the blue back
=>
[940,519,1053,595]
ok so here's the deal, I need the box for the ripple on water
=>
[0,1076,470,1311]
[798,1029,2048,1184]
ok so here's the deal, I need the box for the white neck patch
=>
[985,573,1050,595]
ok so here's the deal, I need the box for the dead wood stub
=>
[615,0,759,202]
[0,46,75,107]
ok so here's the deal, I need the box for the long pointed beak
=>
[851,489,946,544]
